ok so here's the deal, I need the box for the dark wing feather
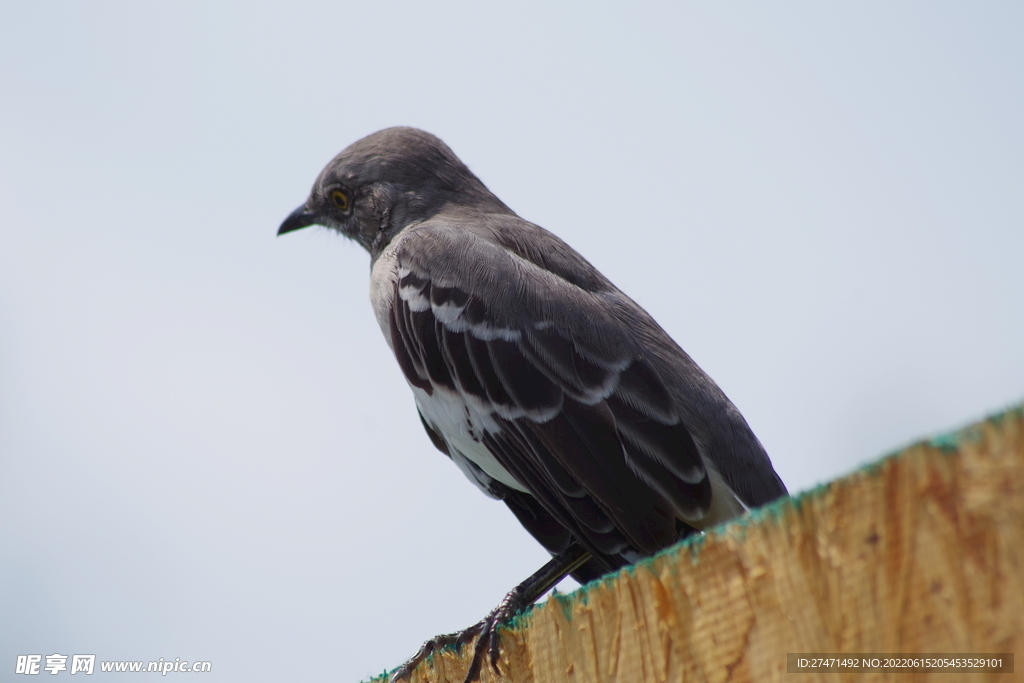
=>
[389,302,432,393]
[384,226,716,565]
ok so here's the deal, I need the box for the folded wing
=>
[385,227,713,568]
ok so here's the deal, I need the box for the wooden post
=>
[378,405,1022,682]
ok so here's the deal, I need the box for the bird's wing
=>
[381,224,712,561]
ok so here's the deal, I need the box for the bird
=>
[278,127,787,681]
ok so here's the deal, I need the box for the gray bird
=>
[278,127,787,681]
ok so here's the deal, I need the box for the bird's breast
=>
[369,241,401,339]
[411,384,530,493]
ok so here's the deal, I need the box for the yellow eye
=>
[330,189,350,211]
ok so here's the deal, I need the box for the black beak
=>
[277,204,319,236]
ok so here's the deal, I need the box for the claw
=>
[390,544,592,682]
[389,591,526,683]
[462,586,529,682]
[389,625,482,682]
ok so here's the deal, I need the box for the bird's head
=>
[277,127,506,256]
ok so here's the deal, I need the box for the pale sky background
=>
[2,2,1022,681]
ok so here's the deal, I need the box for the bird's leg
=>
[390,543,591,683]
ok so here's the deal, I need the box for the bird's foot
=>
[388,626,475,682]
[389,587,529,683]
[390,545,591,682]
[462,587,530,682]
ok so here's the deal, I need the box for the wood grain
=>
[378,406,1022,683]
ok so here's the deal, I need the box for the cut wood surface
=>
[373,405,1023,683]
